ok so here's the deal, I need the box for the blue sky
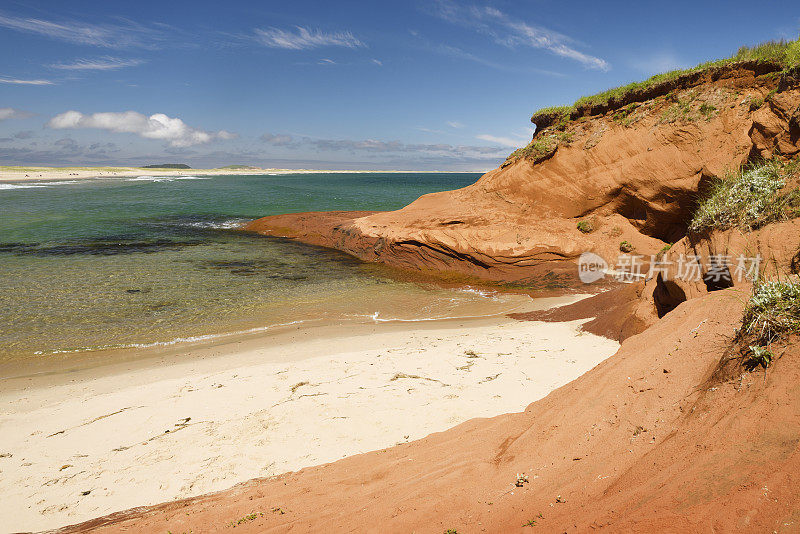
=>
[0,0,798,170]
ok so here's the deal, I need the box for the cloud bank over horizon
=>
[47,111,237,147]
[0,107,33,121]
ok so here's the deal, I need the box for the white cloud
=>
[428,42,563,76]
[312,138,404,152]
[254,26,364,50]
[260,133,296,146]
[259,133,508,161]
[217,130,239,140]
[447,121,464,128]
[499,20,609,71]
[476,134,521,147]
[434,43,506,70]
[0,76,53,85]
[0,107,33,121]
[49,56,145,71]
[429,0,609,71]
[0,12,165,48]
[312,138,509,162]
[318,58,336,65]
[47,110,236,147]
[371,58,383,66]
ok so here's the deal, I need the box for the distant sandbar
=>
[0,166,468,182]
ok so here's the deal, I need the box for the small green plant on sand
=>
[557,130,574,144]
[576,220,593,233]
[444,529,459,534]
[765,87,779,102]
[613,103,639,125]
[741,280,800,347]
[619,241,634,253]
[747,345,774,369]
[505,136,558,164]
[229,512,263,527]
[699,102,717,119]
[661,94,696,123]
[737,279,800,370]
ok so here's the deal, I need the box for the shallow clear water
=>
[0,172,532,360]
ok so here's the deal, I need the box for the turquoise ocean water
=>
[0,172,531,361]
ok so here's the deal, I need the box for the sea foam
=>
[178,218,249,230]
[0,180,81,190]
[127,175,211,182]
[0,183,46,190]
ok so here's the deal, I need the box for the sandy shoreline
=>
[0,300,617,533]
[0,167,452,182]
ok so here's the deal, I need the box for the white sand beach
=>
[0,307,618,533]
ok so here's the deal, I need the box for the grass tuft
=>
[699,102,718,119]
[747,345,774,369]
[228,512,263,527]
[740,279,800,348]
[689,160,800,232]
[504,136,558,165]
[660,93,697,123]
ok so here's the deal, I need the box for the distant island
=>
[140,163,192,169]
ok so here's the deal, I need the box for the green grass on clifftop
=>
[531,37,800,127]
